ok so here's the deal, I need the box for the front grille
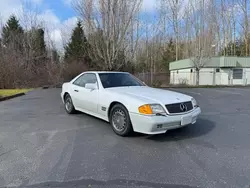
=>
[165,101,193,114]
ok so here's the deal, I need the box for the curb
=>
[0,93,25,102]
[42,84,62,89]
[42,86,50,89]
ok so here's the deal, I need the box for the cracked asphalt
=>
[1,87,250,188]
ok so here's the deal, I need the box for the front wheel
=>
[64,94,76,114]
[110,104,133,136]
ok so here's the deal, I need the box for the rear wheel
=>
[110,104,133,136]
[64,94,76,114]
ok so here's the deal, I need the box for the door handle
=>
[74,89,79,92]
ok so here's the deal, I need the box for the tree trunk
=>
[221,0,226,56]
[175,0,179,61]
[233,20,236,56]
[196,68,200,86]
[175,35,178,61]
[232,0,236,56]
[244,0,248,56]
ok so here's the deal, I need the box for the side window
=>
[73,73,97,87]
[73,75,84,86]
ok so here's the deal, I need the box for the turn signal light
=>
[138,104,153,115]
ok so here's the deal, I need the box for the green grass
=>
[0,89,32,97]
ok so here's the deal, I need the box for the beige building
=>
[169,57,250,85]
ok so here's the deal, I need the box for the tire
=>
[64,94,76,114]
[109,104,133,136]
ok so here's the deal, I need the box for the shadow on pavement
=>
[16,178,198,188]
[147,117,215,142]
[66,110,215,142]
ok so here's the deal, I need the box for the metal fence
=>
[136,72,170,87]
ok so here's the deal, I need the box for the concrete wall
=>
[170,67,250,86]
[221,68,250,85]
[215,68,222,85]
[170,68,195,85]
[220,68,230,85]
[232,77,244,85]
[170,68,216,85]
[199,68,214,85]
[170,68,213,85]
[246,68,250,85]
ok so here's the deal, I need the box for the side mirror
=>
[85,83,98,90]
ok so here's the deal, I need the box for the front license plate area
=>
[181,116,192,126]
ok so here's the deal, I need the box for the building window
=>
[190,69,193,73]
[177,70,179,74]
[233,69,243,79]
[216,68,220,72]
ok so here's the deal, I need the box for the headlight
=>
[191,98,198,107]
[138,104,165,115]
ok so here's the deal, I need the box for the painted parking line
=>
[222,87,250,92]
[210,89,242,95]
[182,90,202,96]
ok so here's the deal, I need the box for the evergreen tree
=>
[2,15,24,49]
[29,27,46,56]
[64,20,89,63]
[35,28,46,55]
[221,39,245,57]
[161,38,176,71]
[52,49,60,63]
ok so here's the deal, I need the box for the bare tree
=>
[228,0,237,56]
[187,0,214,85]
[239,0,249,56]
[74,0,142,70]
[0,3,64,89]
[160,0,183,61]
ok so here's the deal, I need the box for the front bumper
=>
[129,107,201,135]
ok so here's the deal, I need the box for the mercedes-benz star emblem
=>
[180,103,187,112]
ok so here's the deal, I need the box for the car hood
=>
[106,86,192,105]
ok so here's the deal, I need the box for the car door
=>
[71,73,99,113]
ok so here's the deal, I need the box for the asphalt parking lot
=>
[1,87,250,188]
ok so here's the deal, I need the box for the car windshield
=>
[99,73,145,88]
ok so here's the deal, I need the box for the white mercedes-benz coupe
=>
[61,71,201,136]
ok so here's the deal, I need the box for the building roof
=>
[169,56,250,70]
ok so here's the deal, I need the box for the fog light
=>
[157,124,163,128]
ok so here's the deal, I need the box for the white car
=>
[61,71,201,136]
